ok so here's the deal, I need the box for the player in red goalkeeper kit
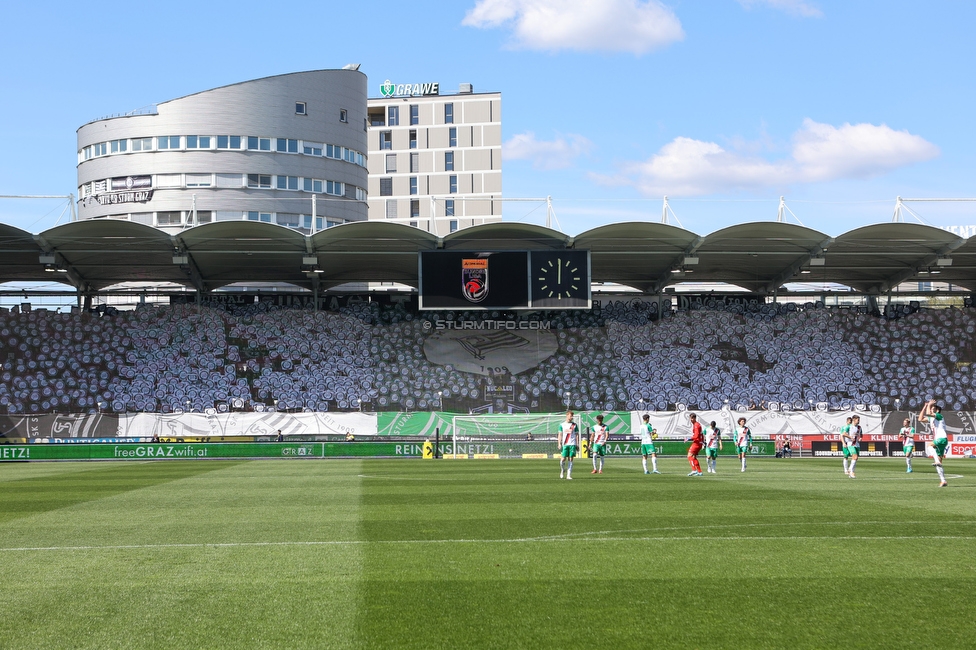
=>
[685,413,704,476]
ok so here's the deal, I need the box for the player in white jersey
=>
[919,400,949,487]
[590,414,609,474]
[839,416,854,476]
[558,411,579,480]
[898,418,915,473]
[734,417,752,472]
[638,414,660,474]
[704,421,723,473]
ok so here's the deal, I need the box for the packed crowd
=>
[0,299,972,413]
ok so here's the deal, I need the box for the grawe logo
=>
[379,80,440,97]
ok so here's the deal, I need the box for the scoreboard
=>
[419,250,591,310]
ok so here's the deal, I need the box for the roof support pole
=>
[866,294,879,315]
[311,195,317,234]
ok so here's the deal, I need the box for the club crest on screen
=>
[461,258,488,303]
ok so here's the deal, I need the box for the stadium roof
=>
[1,219,972,294]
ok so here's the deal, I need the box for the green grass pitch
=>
[1,456,974,649]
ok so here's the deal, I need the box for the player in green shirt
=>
[734,417,752,472]
[590,414,609,474]
[638,414,660,474]
[919,399,949,487]
[898,418,915,473]
[839,417,854,476]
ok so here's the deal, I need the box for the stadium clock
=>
[529,250,591,309]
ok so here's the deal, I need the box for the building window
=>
[409,177,418,195]
[449,127,457,147]
[388,105,399,126]
[216,173,243,188]
[276,213,301,227]
[217,135,242,149]
[303,142,323,156]
[247,211,273,223]
[410,104,419,125]
[386,199,398,219]
[445,151,454,171]
[411,200,420,219]
[185,174,212,188]
[410,153,419,173]
[195,211,213,224]
[326,180,343,196]
[445,199,455,216]
[247,136,271,151]
[380,131,392,150]
[157,136,180,150]
[450,220,458,233]
[449,175,457,193]
[276,138,298,153]
[92,142,108,156]
[110,139,127,153]
[303,178,324,193]
[276,175,299,190]
[385,153,397,173]
[131,138,152,151]
[379,178,393,196]
[296,102,307,115]
[355,187,367,201]
[409,130,417,149]
[247,174,272,189]
[340,109,348,123]
[186,136,211,149]
[444,103,454,124]
[156,211,182,226]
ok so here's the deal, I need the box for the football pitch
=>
[1,457,974,649]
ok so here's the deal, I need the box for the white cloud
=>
[504,132,592,170]
[791,119,938,181]
[599,120,939,196]
[738,0,823,18]
[462,0,684,54]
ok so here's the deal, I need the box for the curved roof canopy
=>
[0,219,971,295]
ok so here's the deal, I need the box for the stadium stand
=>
[0,299,973,414]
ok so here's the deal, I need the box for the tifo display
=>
[0,298,974,417]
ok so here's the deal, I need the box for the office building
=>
[76,69,368,233]
[366,81,501,234]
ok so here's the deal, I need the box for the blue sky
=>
[1,0,975,236]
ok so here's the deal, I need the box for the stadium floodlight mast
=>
[437,391,443,410]
[563,391,571,411]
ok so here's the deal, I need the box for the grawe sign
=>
[380,80,439,97]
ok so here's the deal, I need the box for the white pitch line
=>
[357,474,464,480]
[515,520,976,541]
[3,534,976,553]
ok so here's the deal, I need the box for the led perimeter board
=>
[419,250,591,310]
